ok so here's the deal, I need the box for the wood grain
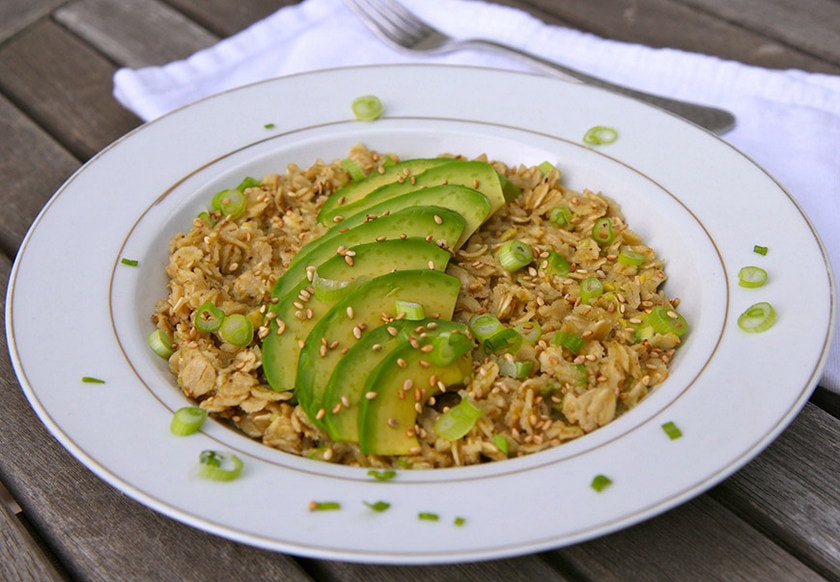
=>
[0,495,66,582]
[0,0,63,44]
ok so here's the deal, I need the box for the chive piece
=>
[498,239,533,272]
[591,217,615,245]
[617,249,645,267]
[219,313,254,347]
[549,205,573,226]
[483,328,523,354]
[468,313,504,342]
[351,95,384,121]
[312,271,359,302]
[552,330,584,354]
[514,321,542,345]
[147,329,175,359]
[753,245,768,255]
[499,359,534,379]
[738,266,768,288]
[82,376,105,384]
[454,516,466,526]
[661,421,683,440]
[364,500,391,512]
[583,126,618,145]
[542,250,570,276]
[591,474,613,492]
[395,300,425,321]
[737,302,777,333]
[434,399,482,441]
[429,331,473,366]
[367,469,397,481]
[418,512,440,521]
[579,277,604,304]
[170,406,207,436]
[645,305,689,337]
[211,188,247,219]
[538,161,556,175]
[341,158,367,181]
[264,122,275,129]
[196,451,243,482]
[309,501,341,511]
[120,257,139,267]
[194,302,225,333]
[492,434,509,456]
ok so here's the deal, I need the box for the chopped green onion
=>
[617,249,645,267]
[367,469,397,481]
[81,376,105,384]
[738,266,768,288]
[591,474,613,492]
[661,421,683,440]
[264,122,275,129]
[428,331,473,366]
[170,406,207,436]
[418,512,439,521]
[312,271,363,302]
[364,500,391,512]
[211,188,247,219]
[351,95,384,121]
[380,155,397,167]
[219,313,254,346]
[468,313,504,342]
[549,205,573,227]
[236,177,261,191]
[309,501,341,511]
[194,301,225,333]
[579,277,604,304]
[395,300,425,321]
[583,126,618,145]
[196,450,243,482]
[454,516,466,526]
[492,434,509,456]
[542,250,570,276]
[574,363,588,386]
[514,321,542,345]
[645,305,689,337]
[497,239,533,272]
[483,328,523,354]
[499,358,534,379]
[538,161,556,175]
[753,245,768,255]
[120,257,139,267]
[195,211,215,227]
[434,399,482,441]
[497,173,522,202]
[147,329,175,359]
[591,217,615,245]
[552,330,584,354]
[341,158,367,181]
[737,301,777,333]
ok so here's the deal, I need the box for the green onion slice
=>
[147,329,175,359]
[418,512,439,521]
[579,277,604,304]
[341,158,367,181]
[617,249,645,267]
[538,161,556,175]
[492,434,509,456]
[218,313,254,347]
[583,126,618,145]
[395,300,425,321]
[468,313,504,342]
[364,500,391,512]
[738,265,768,288]
[514,321,542,345]
[196,450,243,482]
[351,95,384,121]
[194,301,225,333]
[591,217,615,245]
[454,516,466,526]
[553,330,584,354]
[661,421,683,440]
[737,301,777,333]
[549,205,573,226]
[120,257,139,267]
[753,244,768,255]
[309,501,341,511]
[170,406,208,436]
[367,469,397,481]
[542,250,570,276]
[591,474,613,492]
[645,305,689,337]
[428,331,473,366]
[499,358,534,379]
[82,376,105,384]
[236,177,261,191]
[211,188,247,219]
[483,328,523,354]
[498,239,533,272]
[434,399,482,441]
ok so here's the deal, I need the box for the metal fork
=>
[343,0,736,134]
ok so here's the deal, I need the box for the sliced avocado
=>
[276,206,465,302]
[358,320,474,456]
[320,158,451,222]
[319,160,506,226]
[262,239,452,391]
[295,270,461,426]
[323,184,491,250]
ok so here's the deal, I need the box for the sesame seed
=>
[353,326,362,339]
[372,343,383,351]
[346,306,354,319]
[345,255,354,266]
[403,379,414,391]
[397,358,407,368]
[420,344,434,352]
[387,326,399,336]
[316,408,326,420]
[429,374,437,387]
[332,402,342,414]
[433,214,443,224]
[341,396,350,407]
[388,418,400,428]
[332,216,343,223]
[365,391,377,400]
[276,320,287,335]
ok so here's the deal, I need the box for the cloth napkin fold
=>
[113,0,840,393]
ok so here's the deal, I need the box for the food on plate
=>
[151,145,687,468]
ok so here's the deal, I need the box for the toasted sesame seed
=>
[353,326,362,339]
[332,403,342,414]
[276,320,287,335]
[387,326,399,336]
[346,306,354,319]
[316,408,326,420]
[372,343,383,351]
[397,358,407,368]
[388,417,400,428]
[341,396,350,407]
[420,344,434,352]
[433,214,443,224]
[345,255,354,266]
[365,391,377,400]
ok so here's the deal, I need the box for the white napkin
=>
[113,0,840,394]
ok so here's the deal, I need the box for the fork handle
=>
[462,39,735,134]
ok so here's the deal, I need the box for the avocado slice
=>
[295,270,461,426]
[262,239,453,391]
[318,160,506,226]
[320,158,451,221]
[358,320,474,456]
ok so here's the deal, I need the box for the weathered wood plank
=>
[0,93,79,257]
[0,493,67,582]
[711,403,840,578]
[163,0,294,38]
[0,0,63,43]
[499,0,840,73]
[54,0,220,68]
[0,20,141,162]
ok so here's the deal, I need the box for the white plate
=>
[6,65,834,564]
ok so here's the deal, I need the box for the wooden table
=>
[1,1,839,579]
